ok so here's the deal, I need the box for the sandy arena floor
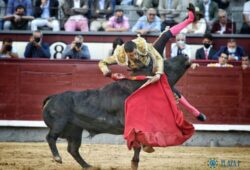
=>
[0,142,249,170]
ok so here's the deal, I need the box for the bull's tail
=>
[43,95,53,109]
[42,95,55,128]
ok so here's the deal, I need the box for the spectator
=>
[207,52,233,67]
[62,35,90,59]
[4,0,33,30]
[0,38,19,58]
[4,5,34,30]
[105,8,129,32]
[31,0,60,31]
[198,0,218,30]
[211,9,236,34]
[195,33,217,60]
[240,1,250,34]
[62,0,89,32]
[241,55,250,70]
[109,37,124,55]
[0,0,5,30]
[24,30,51,58]
[170,33,192,59]
[158,0,181,29]
[181,7,207,34]
[132,8,161,35]
[213,39,245,61]
[90,0,113,32]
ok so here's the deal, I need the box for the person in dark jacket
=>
[24,30,51,58]
[3,5,34,30]
[213,39,245,61]
[31,0,60,31]
[195,33,217,60]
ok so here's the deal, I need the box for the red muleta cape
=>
[124,74,194,150]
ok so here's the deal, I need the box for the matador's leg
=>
[173,87,206,121]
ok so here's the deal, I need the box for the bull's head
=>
[164,55,191,87]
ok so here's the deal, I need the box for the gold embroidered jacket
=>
[99,37,164,76]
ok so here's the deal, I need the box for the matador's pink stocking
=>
[179,95,200,117]
[170,11,195,36]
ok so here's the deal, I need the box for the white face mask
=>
[177,40,185,48]
[228,48,236,53]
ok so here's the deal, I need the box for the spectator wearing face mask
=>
[213,39,245,61]
[24,30,51,58]
[62,35,90,59]
[105,8,130,32]
[195,33,217,60]
[170,33,191,59]
[0,38,19,58]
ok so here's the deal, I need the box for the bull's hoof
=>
[54,156,62,163]
[131,161,138,170]
[142,146,155,153]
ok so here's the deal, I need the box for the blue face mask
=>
[116,16,123,23]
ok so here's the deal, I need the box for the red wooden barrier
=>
[0,59,249,124]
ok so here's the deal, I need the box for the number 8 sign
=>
[49,42,67,59]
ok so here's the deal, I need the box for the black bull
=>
[42,55,191,170]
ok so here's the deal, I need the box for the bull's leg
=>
[46,130,62,163]
[131,147,141,170]
[67,126,93,169]
[46,119,67,163]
